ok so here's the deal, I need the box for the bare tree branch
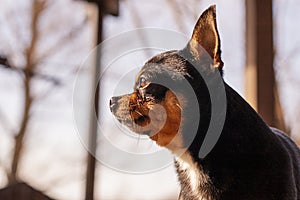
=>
[0,56,9,67]
[8,0,46,184]
[0,55,61,85]
[34,16,88,65]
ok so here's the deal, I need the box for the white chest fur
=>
[175,152,212,200]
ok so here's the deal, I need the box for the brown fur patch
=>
[149,90,183,150]
[122,90,184,151]
[129,92,151,127]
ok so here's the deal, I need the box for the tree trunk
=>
[8,0,45,184]
[9,75,32,184]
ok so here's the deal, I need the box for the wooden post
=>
[85,1,103,198]
[245,0,276,127]
[82,0,119,199]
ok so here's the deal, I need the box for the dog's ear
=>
[185,5,223,73]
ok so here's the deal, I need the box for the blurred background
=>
[0,0,299,199]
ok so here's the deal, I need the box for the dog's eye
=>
[139,77,147,88]
[145,95,153,102]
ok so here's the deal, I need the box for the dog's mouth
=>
[134,115,150,126]
[109,92,154,134]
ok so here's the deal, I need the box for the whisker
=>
[176,103,182,110]
[137,133,141,146]
[134,110,144,117]
[130,112,134,119]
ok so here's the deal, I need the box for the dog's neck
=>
[186,82,271,160]
[175,82,273,199]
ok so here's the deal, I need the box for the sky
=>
[0,0,299,199]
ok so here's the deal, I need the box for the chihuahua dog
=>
[110,5,300,200]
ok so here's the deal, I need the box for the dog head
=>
[110,5,223,152]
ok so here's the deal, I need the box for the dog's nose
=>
[109,96,119,113]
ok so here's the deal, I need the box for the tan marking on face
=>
[148,90,183,151]
[128,92,150,127]
[111,90,185,152]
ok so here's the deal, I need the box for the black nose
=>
[109,96,119,113]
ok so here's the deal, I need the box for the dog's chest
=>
[175,153,213,200]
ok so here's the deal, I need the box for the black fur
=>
[180,81,300,199]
